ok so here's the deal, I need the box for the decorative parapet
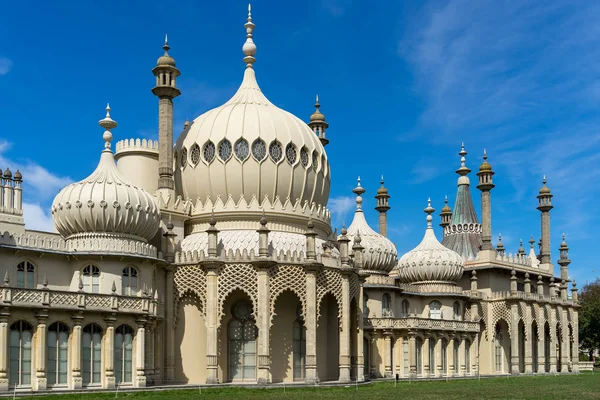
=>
[443,223,482,238]
[364,317,480,333]
[0,230,67,252]
[493,252,531,266]
[365,274,395,286]
[115,138,159,155]
[0,286,162,317]
[483,290,577,306]
[65,233,158,258]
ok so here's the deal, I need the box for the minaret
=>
[152,34,181,192]
[477,149,495,251]
[537,176,553,269]
[440,195,452,229]
[557,234,570,282]
[374,176,390,237]
[308,95,330,147]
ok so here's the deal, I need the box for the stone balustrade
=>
[484,290,577,305]
[0,286,163,317]
[364,317,480,333]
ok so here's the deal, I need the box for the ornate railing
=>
[0,286,163,317]
[364,317,480,333]
[485,290,576,305]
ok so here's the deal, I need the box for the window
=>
[300,147,309,168]
[16,261,35,288]
[122,266,138,296]
[401,299,410,318]
[441,338,448,375]
[82,324,103,386]
[47,322,69,386]
[115,325,134,384]
[382,293,391,317]
[203,141,216,163]
[453,301,461,321]
[234,139,249,161]
[228,301,258,381]
[311,151,319,172]
[251,139,266,161]
[82,265,100,294]
[402,338,409,376]
[218,140,232,161]
[363,294,369,318]
[190,143,201,165]
[293,304,306,380]
[429,301,442,319]
[285,143,297,165]
[269,141,282,162]
[180,147,188,168]
[9,321,33,387]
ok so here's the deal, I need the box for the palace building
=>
[0,6,579,392]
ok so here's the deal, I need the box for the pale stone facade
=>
[0,6,578,394]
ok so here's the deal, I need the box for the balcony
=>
[0,286,163,318]
[484,290,577,306]
[364,317,480,333]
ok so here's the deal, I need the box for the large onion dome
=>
[398,199,463,285]
[341,178,397,274]
[173,7,330,231]
[51,106,161,250]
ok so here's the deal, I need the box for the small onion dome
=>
[157,35,176,67]
[441,196,451,213]
[3,167,12,179]
[398,199,463,284]
[341,177,398,273]
[376,176,389,195]
[13,170,22,181]
[51,105,160,242]
[479,149,492,172]
[310,95,327,123]
[539,176,551,194]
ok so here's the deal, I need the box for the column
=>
[408,331,417,378]
[204,263,221,384]
[537,327,546,373]
[549,319,557,373]
[104,315,115,389]
[384,332,393,378]
[164,267,175,381]
[145,321,155,385]
[370,333,379,378]
[571,311,579,373]
[472,334,479,376]
[561,313,569,373]
[423,336,430,377]
[436,337,442,376]
[511,304,519,374]
[0,311,9,391]
[35,312,48,391]
[356,277,365,382]
[338,272,351,382]
[459,337,466,376]
[525,308,533,374]
[304,265,319,384]
[136,319,146,387]
[154,321,163,384]
[71,314,83,389]
[255,264,271,384]
[448,336,455,376]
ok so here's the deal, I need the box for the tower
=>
[152,35,181,192]
[440,195,452,229]
[374,176,390,237]
[537,176,553,268]
[557,234,570,282]
[476,149,495,251]
[308,95,330,147]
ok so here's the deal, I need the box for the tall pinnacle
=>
[242,4,257,68]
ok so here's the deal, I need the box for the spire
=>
[537,176,553,266]
[374,175,390,237]
[518,238,525,255]
[99,104,117,150]
[440,194,452,229]
[456,142,471,185]
[308,94,330,146]
[242,4,257,68]
[558,233,570,281]
[496,234,505,256]
[163,33,170,55]
[353,176,365,211]
[424,197,435,228]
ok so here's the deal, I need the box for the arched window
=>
[122,267,138,296]
[228,301,257,381]
[401,299,410,318]
[82,324,103,386]
[402,338,409,376]
[382,293,391,317]
[429,301,442,319]
[293,304,306,380]
[465,340,471,374]
[495,326,504,373]
[82,265,100,294]
[115,325,134,384]
[16,261,35,288]
[363,294,369,318]
[453,301,461,321]
[9,321,33,387]
[47,322,69,386]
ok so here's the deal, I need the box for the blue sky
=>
[0,0,598,284]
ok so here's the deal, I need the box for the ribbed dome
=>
[398,200,463,284]
[341,179,397,274]
[174,13,329,221]
[51,107,160,243]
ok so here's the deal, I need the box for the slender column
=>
[157,98,175,190]
[164,267,175,381]
[71,314,83,389]
[525,307,533,374]
[256,265,271,384]
[304,265,319,383]
[370,333,379,378]
[472,334,479,375]
[104,315,115,389]
[356,275,366,382]
[477,150,495,251]
[145,321,155,385]
[154,321,163,384]
[204,262,221,384]
[459,337,466,376]
[511,304,520,374]
[436,337,442,376]
[35,312,48,391]
[408,331,417,378]
[448,336,456,376]
[423,336,430,377]
[338,272,351,382]
[549,319,557,373]
[561,312,569,373]
[571,311,579,373]
[384,332,393,378]
[136,319,147,387]
[537,327,546,373]
[0,310,9,391]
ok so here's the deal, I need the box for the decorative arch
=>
[269,265,307,326]
[174,265,207,322]
[316,268,343,321]
[174,290,204,327]
[16,260,36,288]
[218,264,258,321]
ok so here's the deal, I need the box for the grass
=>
[19,373,600,400]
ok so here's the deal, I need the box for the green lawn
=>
[22,373,600,400]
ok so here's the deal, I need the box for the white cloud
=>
[328,196,356,227]
[22,203,56,233]
[0,57,12,76]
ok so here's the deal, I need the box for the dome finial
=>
[163,33,170,55]
[456,143,471,184]
[98,103,117,150]
[242,4,257,68]
[424,197,435,228]
[353,176,366,211]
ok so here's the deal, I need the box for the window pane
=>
[17,269,24,288]
[26,271,34,289]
